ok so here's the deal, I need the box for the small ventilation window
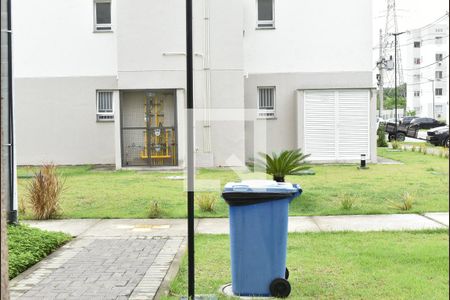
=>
[257,87,276,118]
[94,0,112,32]
[97,91,114,121]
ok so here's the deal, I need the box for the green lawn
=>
[163,230,449,300]
[17,148,448,219]
[7,225,71,279]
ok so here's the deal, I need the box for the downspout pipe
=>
[7,0,17,224]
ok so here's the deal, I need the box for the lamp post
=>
[391,31,407,140]
[185,0,195,298]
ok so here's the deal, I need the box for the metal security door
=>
[121,91,177,167]
[140,92,177,167]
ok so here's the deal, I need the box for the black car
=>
[400,116,417,125]
[409,117,446,130]
[427,126,449,148]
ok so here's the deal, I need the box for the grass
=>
[7,224,71,279]
[162,230,449,299]
[17,148,449,219]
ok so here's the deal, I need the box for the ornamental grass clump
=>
[196,193,217,212]
[257,149,310,182]
[339,194,357,210]
[27,164,65,220]
[390,192,414,211]
[148,200,162,218]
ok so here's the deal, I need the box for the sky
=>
[373,0,449,36]
[372,0,449,85]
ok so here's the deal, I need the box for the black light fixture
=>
[360,154,366,168]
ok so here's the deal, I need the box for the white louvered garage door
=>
[304,90,370,161]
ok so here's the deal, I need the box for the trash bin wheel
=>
[285,267,289,279]
[270,278,291,298]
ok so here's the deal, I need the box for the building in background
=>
[406,23,449,123]
[13,0,376,168]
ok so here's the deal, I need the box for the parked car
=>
[400,116,417,125]
[427,126,449,148]
[409,117,446,130]
[386,118,400,125]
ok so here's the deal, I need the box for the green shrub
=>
[7,224,71,279]
[339,194,357,210]
[196,193,217,212]
[377,125,388,147]
[148,200,162,218]
[27,164,65,220]
[256,149,310,182]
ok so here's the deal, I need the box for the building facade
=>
[13,0,376,168]
[406,23,449,123]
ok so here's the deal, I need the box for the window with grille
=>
[257,87,276,118]
[97,91,114,121]
[435,36,443,44]
[257,0,274,29]
[435,88,443,96]
[413,74,421,81]
[436,71,443,79]
[436,53,443,61]
[414,58,421,64]
[414,91,420,97]
[414,41,421,48]
[94,0,112,31]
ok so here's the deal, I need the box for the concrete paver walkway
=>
[12,212,448,299]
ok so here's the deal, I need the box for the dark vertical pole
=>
[394,33,398,139]
[185,0,195,299]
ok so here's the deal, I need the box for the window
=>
[436,53,443,61]
[435,105,443,113]
[436,71,443,79]
[414,91,420,97]
[94,0,112,31]
[414,58,421,65]
[414,41,421,48]
[257,87,276,118]
[435,88,443,96]
[436,28,444,33]
[97,91,114,121]
[435,36,443,44]
[257,0,274,29]
[413,74,421,81]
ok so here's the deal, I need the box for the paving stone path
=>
[10,220,187,300]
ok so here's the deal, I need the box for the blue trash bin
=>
[222,180,302,298]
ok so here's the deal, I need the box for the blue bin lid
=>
[223,180,299,194]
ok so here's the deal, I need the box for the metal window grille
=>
[436,71,443,79]
[414,91,420,97]
[258,87,275,118]
[436,53,443,61]
[97,91,114,121]
[94,0,112,31]
[257,0,274,28]
[414,58,421,64]
[414,41,421,48]
[435,88,443,96]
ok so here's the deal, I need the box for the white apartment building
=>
[406,23,449,123]
[12,0,376,168]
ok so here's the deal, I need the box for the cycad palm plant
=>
[257,149,311,182]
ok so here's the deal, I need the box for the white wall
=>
[12,0,117,78]
[243,0,373,74]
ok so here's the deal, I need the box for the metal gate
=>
[121,91,177,167]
